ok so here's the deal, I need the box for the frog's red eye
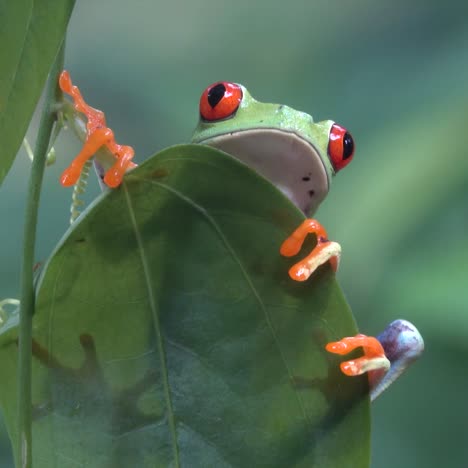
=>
[328,123,355,172]
[199,82,243,121]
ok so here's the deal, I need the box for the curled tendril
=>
[70,159,92,225]
[0,298,20,325]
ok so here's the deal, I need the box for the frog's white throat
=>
[201,128,329,214]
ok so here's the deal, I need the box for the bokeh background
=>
[1,1,467,466]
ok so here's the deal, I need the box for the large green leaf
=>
[0,145,369,467]
[0,0,75,185]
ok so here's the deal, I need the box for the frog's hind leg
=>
[326,320,424,400]
[59,70,136,188]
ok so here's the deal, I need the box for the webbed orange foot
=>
[280,219,341,281]
[59,70,136,188]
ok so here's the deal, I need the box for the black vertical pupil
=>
[342,132,354,159]
[207,84,226,108]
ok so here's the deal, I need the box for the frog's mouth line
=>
[198,128,329,215]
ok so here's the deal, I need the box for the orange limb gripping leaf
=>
[280,219,341,281]
[326,334,392,400]
[326,335,390,378]
[59,71,137,188]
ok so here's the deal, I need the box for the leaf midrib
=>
[123,183,181,467]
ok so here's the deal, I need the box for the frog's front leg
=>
[280,219,341,281]
[59,71,136,188]
[326,319,424,400]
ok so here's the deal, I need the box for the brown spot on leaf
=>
[151,167,169,179]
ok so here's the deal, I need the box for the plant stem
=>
[17,42,65,468]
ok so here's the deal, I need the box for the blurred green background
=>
[1,0,467,466]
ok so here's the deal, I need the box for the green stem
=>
[17,42,65,468]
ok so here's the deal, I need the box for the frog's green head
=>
[191,82,354,215]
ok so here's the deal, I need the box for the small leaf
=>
[0,0,75,185]
[0,145,370,467]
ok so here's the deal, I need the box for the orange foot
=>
[325,320,424,400]
[326,335,390,377]
[280,219,341,281]
[59,70,137,188]
[326,334,390,401]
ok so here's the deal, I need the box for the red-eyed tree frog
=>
[58,72,424,400]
